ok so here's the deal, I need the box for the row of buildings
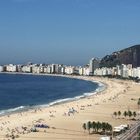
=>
[0,63,80,75]
[0,58,140,79]
[89,58,140,78]
[94,64,140,78]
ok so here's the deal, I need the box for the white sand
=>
[0,75,140,140]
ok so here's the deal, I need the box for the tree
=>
[87,121,91,134]
[128,110,132,119]
[96,121,102,132]
[82,123,86,133]
[138,99,140,109]
[101,122,112,134]
[106,123,112,132]
[84,121,113,135]
[113,112,117,118]
[108,124,112,132]
[102,122,106,132]
[118,111,121,118]
[123,111,128,118]
[92,121,96,132]
[133,111,137,118]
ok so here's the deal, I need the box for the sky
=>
[0,0,140,66]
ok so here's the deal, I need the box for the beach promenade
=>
[0,75,140,140]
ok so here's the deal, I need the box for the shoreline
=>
[0,73,139,140]
[0,72,107,117]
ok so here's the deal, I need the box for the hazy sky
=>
[0,0,140,65]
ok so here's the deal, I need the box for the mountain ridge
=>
[100,45,140,68]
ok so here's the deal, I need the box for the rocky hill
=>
[100,45,140,68]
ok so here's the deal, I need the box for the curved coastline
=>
[0,73,137,140]
[0,72,107,116]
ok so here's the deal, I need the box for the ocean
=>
[0,73,103,115]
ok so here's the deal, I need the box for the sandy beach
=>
[0,75,140,140]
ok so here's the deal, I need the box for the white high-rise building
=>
[65,66,75,75]
[6,64,17,72]
[89,58,100,75]
[83,67,90,76]
[137,67,140,78]
[21,65,32,73]
[0,66,4,72]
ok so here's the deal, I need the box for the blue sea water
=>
[0,73,101,115]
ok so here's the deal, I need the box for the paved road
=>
[115,121,140,140]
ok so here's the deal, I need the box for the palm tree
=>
[123,111,128,118]
[92,121,96,132]
[82,123,86,133]
[107,123,113,137]
[96,121,102,132]
[87,121,91,134]
[101,122,112,134]
[133,111,137,118]
[106,123,112,132]
[138,99,140,109]
[128,110,132,119]
[118,111,121,118]
[108,124,112,132]
[113,112,117,118]
[101,122,106,133]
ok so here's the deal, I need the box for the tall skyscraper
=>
[89,58,100,75]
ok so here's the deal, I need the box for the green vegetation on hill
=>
[100,45,140,68]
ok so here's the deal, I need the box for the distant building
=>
[132,67,140,78]
[17,65,22,72]
[83,66,90,76]
[21,65,32,73]
[116,65,121,76]
[137,67,140,78]
[61,66,65,74]
[79,67,83,75]
[120,64,132,78]
[32,65,40,73]
[65,66,75,75]
[89,58,100,75]
[51,64,56,74]
[6,64,17,72]
[39,65,45,73]
[0,66,4,72]
[47,65,52,74]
